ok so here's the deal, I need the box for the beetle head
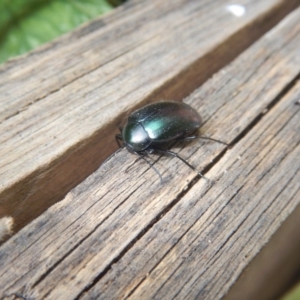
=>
[122,122,151,152]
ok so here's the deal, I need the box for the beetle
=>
[116,101,227,181]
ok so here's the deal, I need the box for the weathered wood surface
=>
[0,0,299,234]
[1,6,300,300]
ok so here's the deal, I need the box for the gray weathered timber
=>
[0,7,300,300]
[120,82,300,300]
[0,0,299,234]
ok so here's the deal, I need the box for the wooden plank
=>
[0,217,13,242]
[224,203,300,300]
[0,7,299,299]
[90,83,300,300]
[118,83,300,300]
[0,0,299,235]
[1,0,298,121]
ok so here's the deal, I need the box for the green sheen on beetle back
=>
[122,122,151,151]
[122,101,202,152]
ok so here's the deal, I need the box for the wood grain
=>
[0,7,299,299]
[0,0,299,234]
[0,0,297,121]
[121,81,300,300]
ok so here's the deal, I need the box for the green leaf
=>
[0,0,115,64]
[281,283,300,300]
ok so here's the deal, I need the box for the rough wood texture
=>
[0,6,300,299]
[0,0,299,234]
[0,217,13,242]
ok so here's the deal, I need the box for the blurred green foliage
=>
[281,283,300,300]
[0,0,125,64]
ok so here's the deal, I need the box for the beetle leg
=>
[180,135,228,145]
[152,148,210,182]
[115,134,123,148]
[145,148,155,154]
[131,151,163,183]
[119,126,123,133]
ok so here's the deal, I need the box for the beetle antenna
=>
[151,149,210,182]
